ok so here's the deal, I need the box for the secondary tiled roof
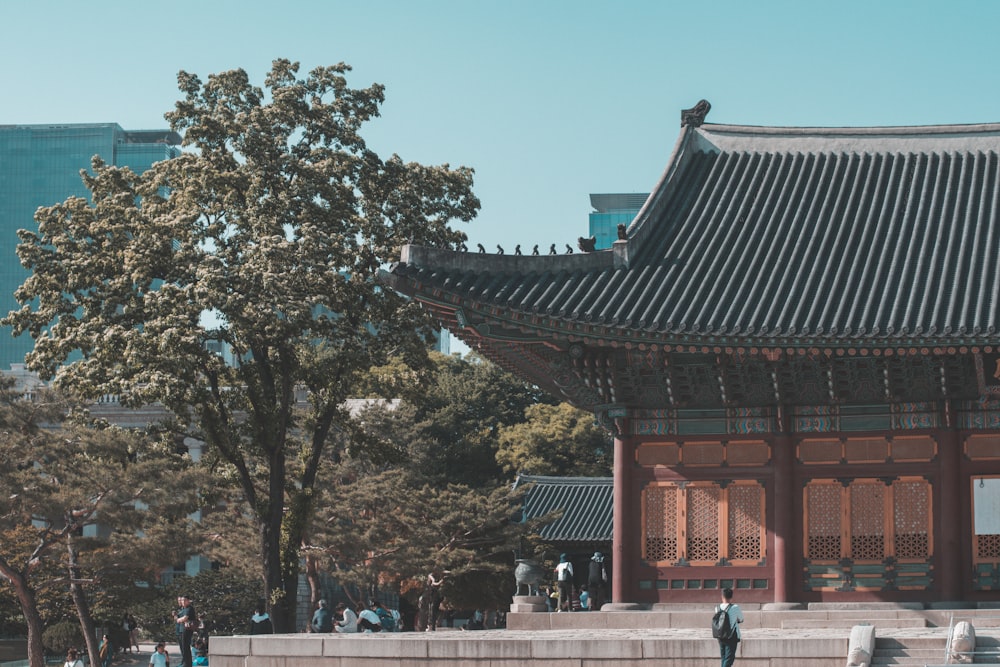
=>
[386,120,1000,348]
[514,474,612,543]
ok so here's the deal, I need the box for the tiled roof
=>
[386,121,1000,348]
[514,474,612,543]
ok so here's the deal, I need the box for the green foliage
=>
[154,570,264,638]
[308,465,539,608]
[374,353,550,488]
[0,377,206,666]
[41,622,82,656]
[496,402,613,477]
[2,59,479,631]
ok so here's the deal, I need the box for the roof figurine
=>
[681,99,711,127]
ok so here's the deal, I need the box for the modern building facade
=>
[0,123,181,370]
[385,105,1000,605]
[588,193,648,249]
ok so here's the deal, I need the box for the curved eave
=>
[382,268,1000,355]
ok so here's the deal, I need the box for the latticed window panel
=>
[686,485,721,562]
[851,482,886,561]
[643,485,678,562]
[806,483,842,560]
[894,479,930,559]
[728,483,764,562]
[806,478,934,562]
[977,534,1000,559]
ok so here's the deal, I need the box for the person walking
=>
[715,588,744,667]
[554,554,574,612]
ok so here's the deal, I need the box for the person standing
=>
[554,554,574,612]
[149,643,170,667]
[98,634,113,667]
[126,613,140,653]
[423,572,443,631]
[175,595,197,667]
[716,588,744,667]
[588,552,608,611]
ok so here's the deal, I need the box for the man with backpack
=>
[553,554,574,612]
[712,588,744,667]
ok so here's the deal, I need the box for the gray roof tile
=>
[515,475,612,543]
[387,121,1000,347]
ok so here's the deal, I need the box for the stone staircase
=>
[870,635,948,666]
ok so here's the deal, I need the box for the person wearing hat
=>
[553,553,574,612]
[588,551,608,611]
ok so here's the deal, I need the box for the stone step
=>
[875,637,948,649]
[782,618,927,629]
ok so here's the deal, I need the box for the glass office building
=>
[0,123,180,370]
[588,192,649,249]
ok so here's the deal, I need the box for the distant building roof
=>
[514,474,612,543]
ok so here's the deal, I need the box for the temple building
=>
[382,102,1000,605]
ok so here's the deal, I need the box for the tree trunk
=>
[260,517,288,632]
[305,553,321,612]
[67,534,99,665]
[11,578,46,667]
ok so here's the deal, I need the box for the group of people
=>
[62,597,201,667]
[172,595,208,667]
[546,551,608,612]
[310,599,400,633]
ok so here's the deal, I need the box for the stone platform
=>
[208,605,1000,667]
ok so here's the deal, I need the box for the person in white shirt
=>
[334,602,358,633]
[716,587,744,667]
[554,553,574,612]
[64,648,84,667]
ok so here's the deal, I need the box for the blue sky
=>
[3,0,1000,254]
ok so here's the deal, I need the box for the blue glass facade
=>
[0,124,180,370]
[588,193,649,249]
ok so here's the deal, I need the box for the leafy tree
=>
[496,402,613,477]
[140,569,265,640]
[0,379,203,667]
[381,354,549,488]
[306,465,540,612]
[3,59,478,631]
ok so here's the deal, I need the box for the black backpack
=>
[712,605,737,640]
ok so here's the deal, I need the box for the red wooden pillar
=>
[612,427,635,603]
[771,433,794,603]
[938,427,962,601]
